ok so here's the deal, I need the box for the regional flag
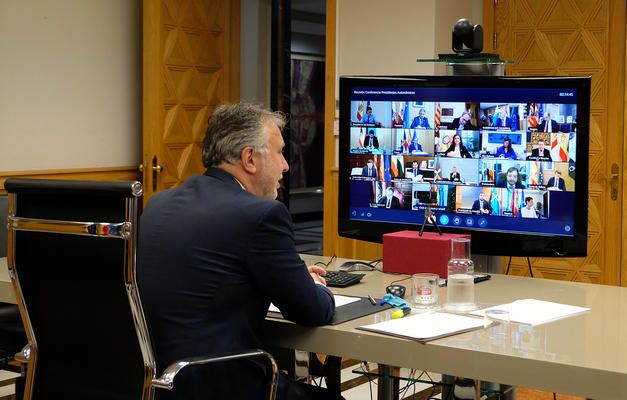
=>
[402,130,409,153]
[437,185,448,207]
[559,133,568,162]
[395,156,404,179]
[357,101,364,122]
[408,130,418,152]
[403,101,410,129]
[384,155,392,182]
[358,127,365,147]
[529,161,539,185]
[390,156,399,178]
[490,188,500,216]
[433,157,442,180]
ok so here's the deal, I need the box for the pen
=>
[367,294,377,305]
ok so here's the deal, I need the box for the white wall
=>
[337,0,437,77]
[337,0,483,77]
[0,0,141,172]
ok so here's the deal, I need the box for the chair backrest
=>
[0,195,8,258]
[5,178,156,400]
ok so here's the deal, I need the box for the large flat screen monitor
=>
[338,75,590,257]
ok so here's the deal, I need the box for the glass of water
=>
[411,273,440,308]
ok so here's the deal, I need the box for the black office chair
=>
[5,178,278,400]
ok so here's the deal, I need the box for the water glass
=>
[484,309,511,339]
[411,273,439,308]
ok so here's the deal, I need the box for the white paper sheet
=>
[357,311,487,342]
[268,295,361,313]
[471,298,590,326]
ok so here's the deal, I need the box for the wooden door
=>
[143,0,240,200]
[484,0,625,285]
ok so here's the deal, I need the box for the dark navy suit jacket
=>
[138,168,335,400]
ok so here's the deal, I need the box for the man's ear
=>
[241,146,257,173]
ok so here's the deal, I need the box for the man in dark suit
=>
[449,166,461,182]
[471,192,492,215]
[528,139,552,161]
[547,170,566,190]
[537,112,560,133]
[363,129,379,149]
[362,159,377,178]
[407,161,423,181]
[138,103,340,400]
[449,111,477,130]
[410,108,431,129]
[378,187,401,209]
[496,166,526,189]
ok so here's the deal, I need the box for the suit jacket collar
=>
[203,167,245,190]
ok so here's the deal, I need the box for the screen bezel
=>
[338,75,590,257]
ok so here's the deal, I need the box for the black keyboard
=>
[325,271,365,288]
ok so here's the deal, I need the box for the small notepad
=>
[471,299,590,326]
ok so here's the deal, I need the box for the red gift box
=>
[382,231,471,278]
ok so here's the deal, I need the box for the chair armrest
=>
[14,344,31,363]
[152,349,278,399]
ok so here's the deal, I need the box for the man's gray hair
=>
[202,103,286,167]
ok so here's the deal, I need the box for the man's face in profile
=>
[254,122,289,200]
[506,170,519,186]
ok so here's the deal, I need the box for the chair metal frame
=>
[6,178,278,399]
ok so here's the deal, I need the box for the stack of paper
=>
[357,312,487,342]
[471,299,590,326]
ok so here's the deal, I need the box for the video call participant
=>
[492,108,511,128]
[449,111,477,131]
[528,139,552,161]
[547,170,566,191]
[362,106,382,126]
[444,134,472,158]
[495,137,517,159]
[362,159,378,178]
[363,129,380,149]
[521,197,538,218]
[497,166,526,189]
[378,187,401,209]
[410,108,431,129]
[449,166,461,182]
[408,161,423,181]
[471,192,492,215]
[138,103,341,400]
[537,112,560,133]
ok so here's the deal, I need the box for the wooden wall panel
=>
[143,0,239,200]
[486,0,625,285]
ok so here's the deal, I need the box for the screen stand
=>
[505,256,534,277]
[418,206,442,236]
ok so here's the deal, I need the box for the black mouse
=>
[386,284,406,298]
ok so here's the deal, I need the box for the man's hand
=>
[308,265,328,286]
